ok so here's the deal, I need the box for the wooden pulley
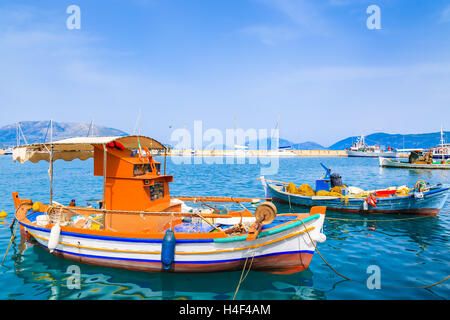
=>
[254,201,277,225]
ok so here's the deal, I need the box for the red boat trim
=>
[272,197,440,215]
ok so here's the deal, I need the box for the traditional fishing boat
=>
[261,164,449,215]
[379,157,450,170]
[11,135,326,274]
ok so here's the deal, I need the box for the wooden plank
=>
[171,196,271,203]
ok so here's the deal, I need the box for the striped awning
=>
[12,135,166,163]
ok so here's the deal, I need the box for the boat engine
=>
[330,173,343,188]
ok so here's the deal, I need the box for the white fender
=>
[311,233,327,243]
[48,223,61,253]
[259,176,268,197]
[363,200,368,211]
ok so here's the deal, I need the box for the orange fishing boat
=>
[11,135,326,274]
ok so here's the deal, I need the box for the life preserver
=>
[367,194,377,207]
[437,147,449,154]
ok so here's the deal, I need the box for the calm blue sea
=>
[0,155,449,300]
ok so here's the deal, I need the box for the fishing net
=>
[286,183,297,194]
[296,184,316,196]
[330,186,343,194]
[316,190,343,197]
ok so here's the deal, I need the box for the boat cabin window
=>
[150,182,164,200]
[133,163,161,176]
[133,164,152,177]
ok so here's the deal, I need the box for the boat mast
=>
[87,119,95,137]
[440,125,445,161]
[102,144,107,210]
[234,111,237,151]
[49,119,54,205]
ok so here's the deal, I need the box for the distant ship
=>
[347,135,397,158]
[431,126,449,160]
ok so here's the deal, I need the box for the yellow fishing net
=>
[287,183,297,194]
[396,188,410,196]
[286,183,316,196]
[296,184,315,196]
[330,186,343,194]
[316,190,343,197]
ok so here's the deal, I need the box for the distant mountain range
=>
[0,121,128,147]
[203,131,448,150]
[201,138,326,150]
[0,121,447,151]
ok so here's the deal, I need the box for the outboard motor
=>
[330,173,343,188]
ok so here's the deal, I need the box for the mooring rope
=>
[232,250,256,300]
[299,219,450,289]
[1,202,32,267]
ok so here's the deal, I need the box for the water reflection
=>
[11,238,326,300]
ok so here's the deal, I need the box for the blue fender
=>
[161,229,176,270]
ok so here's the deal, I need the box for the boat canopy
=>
[12,135,166,164]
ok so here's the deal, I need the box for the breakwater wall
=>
[166,150,348,157]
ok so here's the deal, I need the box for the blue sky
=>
[0,0,449,146]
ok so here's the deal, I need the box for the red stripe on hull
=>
[272,197,440,215]
[51,250,313,275]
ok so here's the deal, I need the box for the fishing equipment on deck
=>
[366,194,377,207]
[32,202,42,212]
[161,229,176,270]
[254,201,277,225]
[414,180,428,192]
[316,190,344,200]
[330,173,343,188]
[330,186,344,194]
[287,183,297,194]
[297,184,315,196]
[315,163,331,192]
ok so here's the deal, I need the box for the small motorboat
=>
[261,163,449,215]
[11,135,326,274]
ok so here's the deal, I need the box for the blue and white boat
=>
[261,164,449,216]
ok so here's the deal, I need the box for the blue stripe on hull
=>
[51,248,314,264]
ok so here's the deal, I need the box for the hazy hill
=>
[328,131,449,150]
[0,121,128,147]
[200,138,325,150]
[292,141,325,150]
